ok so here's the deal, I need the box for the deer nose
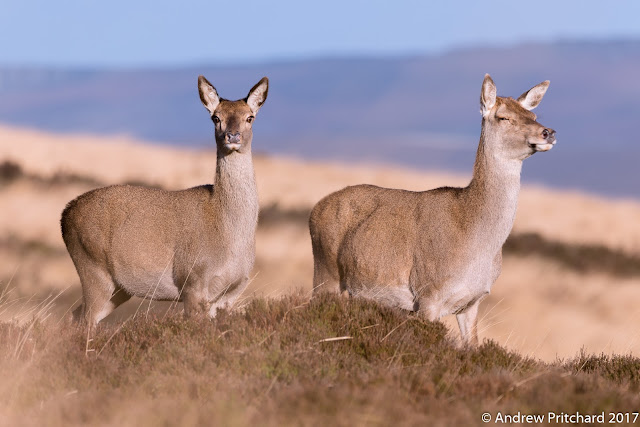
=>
[542,128,556,142]
[226,132,241,143]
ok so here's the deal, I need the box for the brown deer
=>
[61,75,269,327]
[309,74,555,345]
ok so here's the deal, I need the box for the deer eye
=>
[247,116,254,123]
[212,115,220,124]
[498,117,509,121]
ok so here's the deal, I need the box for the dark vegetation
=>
[0,293,638,426]
[0,234,66,257]
[0,160,101,188]
[0,160,154,189]
[257,202,311,226]
[0,160,22,182]
[504,232,640,278]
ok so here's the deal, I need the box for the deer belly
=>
[113,264,180,300]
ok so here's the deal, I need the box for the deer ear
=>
[480,74,496,117]
[198,75,220,115]
[246,77,269,114]
[517,80,549,111]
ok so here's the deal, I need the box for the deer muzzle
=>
[531,128,556,152]
[225,133,242,151]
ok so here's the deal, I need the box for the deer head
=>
[480,74,556,161]
[198,76,269,155]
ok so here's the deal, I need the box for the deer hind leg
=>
[72,259,129,328]
[312,256,341,296]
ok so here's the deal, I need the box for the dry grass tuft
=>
[569,352,640,387]
[0,294,638,426]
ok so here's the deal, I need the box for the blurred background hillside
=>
[1,41,639,196]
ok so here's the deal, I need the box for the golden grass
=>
[3,124,640,252]
[478,256,640,360]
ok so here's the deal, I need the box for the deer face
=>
[480,75,556,160]
[198,76,269,155]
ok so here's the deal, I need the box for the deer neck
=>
[210,150,259,233]
[465,124,523,248]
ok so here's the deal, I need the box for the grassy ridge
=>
[1,294,639,426]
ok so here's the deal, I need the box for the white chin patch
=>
[225,143,241,151]
[535,143,554,152]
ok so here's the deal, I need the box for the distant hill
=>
[0,40,639,197]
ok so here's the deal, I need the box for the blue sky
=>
[1,0,639,67]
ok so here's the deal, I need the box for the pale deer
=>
[61,76,269,327]
[309,74,555,345]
